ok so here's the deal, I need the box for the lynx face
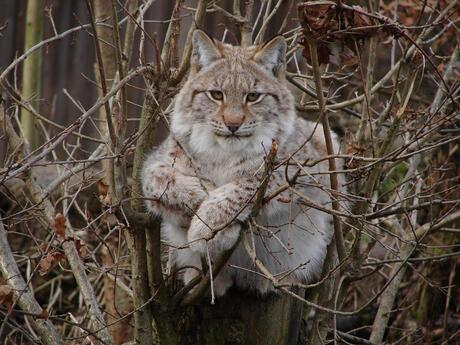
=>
[171,31,296,156]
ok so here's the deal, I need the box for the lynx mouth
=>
[214,132,253,138]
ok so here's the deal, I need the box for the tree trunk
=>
[20,0,43,150]
[172,290,303,345]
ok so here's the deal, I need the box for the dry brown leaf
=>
[38,250,66,276]
[342,54,360,66]
[300,38,331,65]
[38,309,49,319]
[0,285,14,309]
[298,3,395,66]
[53,213,66,240]
[74,238,87,259]
[98,180,109,199]
[299,4,337,38]
[350,6,373,28]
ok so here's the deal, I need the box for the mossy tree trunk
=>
[20,0,43,150]
[89,1,135,343]
[92,0,116,164]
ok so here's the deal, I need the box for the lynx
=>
[142,30,342,296]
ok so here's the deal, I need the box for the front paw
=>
[188,216,241,256]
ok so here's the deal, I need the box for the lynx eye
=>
[246,92,261,103]
[208,90,224,101]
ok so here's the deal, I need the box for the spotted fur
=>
[142,30,343,296]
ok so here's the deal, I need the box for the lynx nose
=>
[225,123,241,133]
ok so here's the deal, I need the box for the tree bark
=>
[168,290,303,345]
[0,221,63,345]
[20,0,43,150]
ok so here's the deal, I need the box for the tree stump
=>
[175,289,303,345]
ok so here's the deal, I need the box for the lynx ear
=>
[253,36,287,78]
[191,30,222,71]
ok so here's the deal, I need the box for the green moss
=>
[378,163,408,202]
